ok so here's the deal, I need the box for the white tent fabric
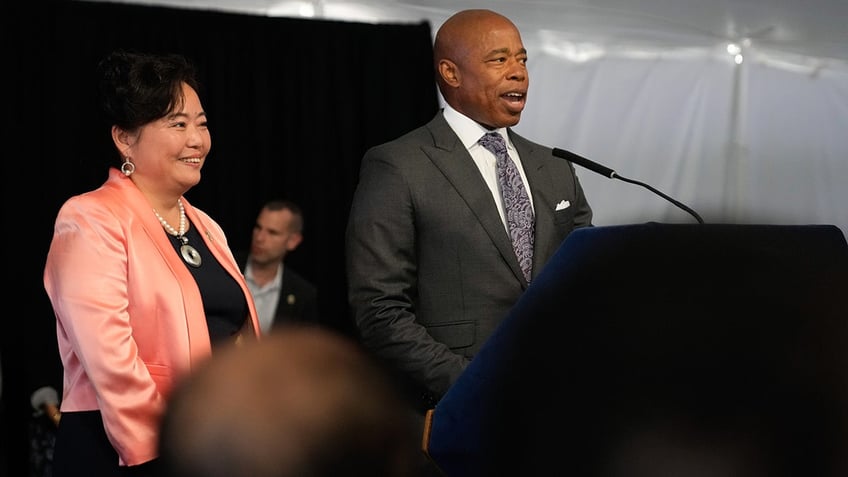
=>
[79,0,848,234]
[517,44,848,230]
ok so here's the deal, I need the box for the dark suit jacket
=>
[345,111,593,410]
[234,251,320,328]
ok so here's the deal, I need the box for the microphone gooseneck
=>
[552,148,704,224]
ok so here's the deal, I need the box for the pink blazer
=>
[43,168,260,466]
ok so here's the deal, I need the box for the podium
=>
[424,223,848,477]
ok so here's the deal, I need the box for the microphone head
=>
[30,385,59,411]
[552,148,616,178]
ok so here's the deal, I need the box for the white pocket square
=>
[555,200,571,211]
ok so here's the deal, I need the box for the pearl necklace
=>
[153,199,202,267]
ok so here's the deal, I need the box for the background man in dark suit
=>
[236,200,319,333]
[345,8,593,413]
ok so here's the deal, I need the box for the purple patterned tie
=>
[479,132,535,282]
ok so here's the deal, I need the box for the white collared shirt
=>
[442,104,535,232]
[243,261,283,334]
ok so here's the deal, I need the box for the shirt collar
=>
[244,260,283,289]
[443,103,512,152]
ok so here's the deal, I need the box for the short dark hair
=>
[158,326,423,477]
[263,199,304,233]
[97,50,200,133]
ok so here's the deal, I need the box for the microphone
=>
[552,148,704,224]
[31,385,62,427]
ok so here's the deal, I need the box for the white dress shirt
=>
[243,261,283,334]
[442,103,535,233]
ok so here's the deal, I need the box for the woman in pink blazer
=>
[43,50,260,477]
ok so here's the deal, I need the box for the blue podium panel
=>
[427,223,848,477]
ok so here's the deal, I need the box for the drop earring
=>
[121,156,135,176]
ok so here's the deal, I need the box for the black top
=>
[165,221,247,350]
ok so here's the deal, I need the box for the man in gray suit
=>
[345,8,593,413]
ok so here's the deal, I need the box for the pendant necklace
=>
[153,199,202,267]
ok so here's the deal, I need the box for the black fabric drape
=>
[5,1,439,473]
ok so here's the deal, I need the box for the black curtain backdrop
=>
[4,0,439,472]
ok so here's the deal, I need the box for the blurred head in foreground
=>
[159,325,422,477]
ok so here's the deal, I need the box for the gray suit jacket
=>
[345,111,592,409]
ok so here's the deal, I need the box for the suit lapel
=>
[425,115,527,285]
